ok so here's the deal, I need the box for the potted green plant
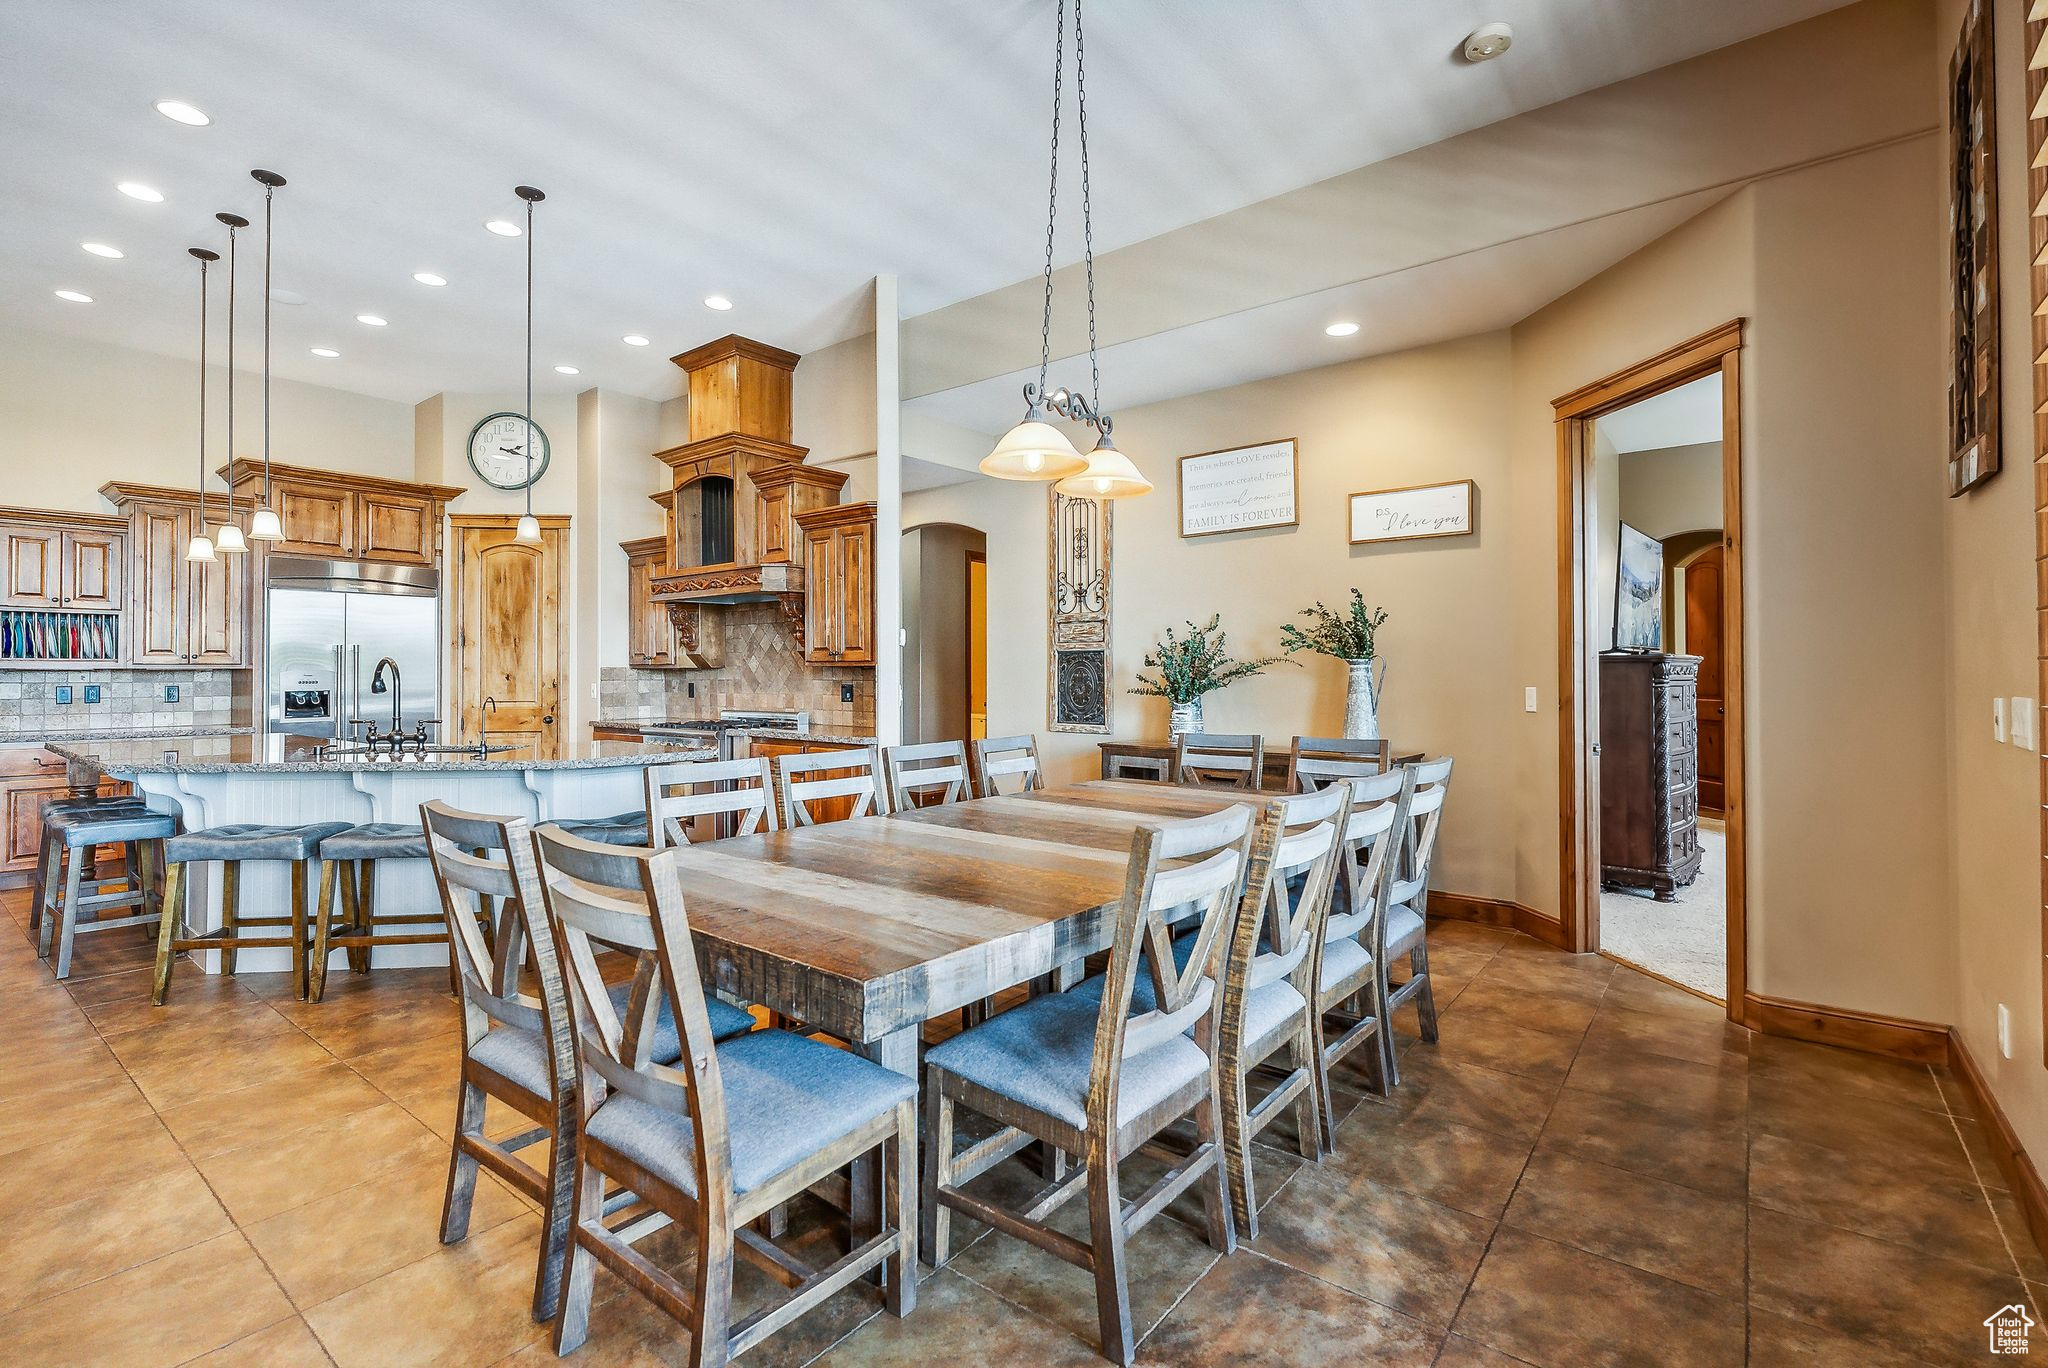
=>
[1279,589,1391,740]
[1131,615,1291,736]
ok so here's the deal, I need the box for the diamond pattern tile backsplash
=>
[0,668,237,738]
[598,603,875,734]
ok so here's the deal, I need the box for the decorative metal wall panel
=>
[1048,489,1111,733]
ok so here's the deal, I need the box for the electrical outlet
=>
[163,685,179,703]
[2014,698,2037,752]
[53,685,73,705]
[687,682,696,699]
[83,685,101,704]
[841,683,855,704]
[1524,686,1538,713]
[2000,1003,2014,1059]
[1994,697,2007,743]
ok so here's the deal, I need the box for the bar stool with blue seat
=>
[309,821,448,1003]
[151,821,352,1005]
[38,802,178,981]
[552,811,648,847]
[27,791,151,951]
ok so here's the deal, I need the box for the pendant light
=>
[514,185,545,544]
[184,247,220,563]
[211,211,250,553]
[247,170,287,541]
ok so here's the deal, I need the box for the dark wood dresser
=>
[1598,651,1703,900]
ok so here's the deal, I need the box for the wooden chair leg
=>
[309,860,339,1004]
[531,1102,577,1323]
[920,1082,954,1267]
[289,860,308,1001]
[1217,1050,1258,1239]
[29,828,60,952]
[1311,1002,1341,1156]
[550,1155,606,1356]
[219,860,242,977]
[886,1098,918,1317]
[53,840,86,980]
[1288,1018,1325,1163]
[688,1211,736,1368]
[151,861,186,1006]
[1411,942,1439,1042]
[440,1076,488,1245]
[1192,1067,1236,1256]
[352,859,375,975]
[138,839,161,934]
[1086,1146,1137,1367]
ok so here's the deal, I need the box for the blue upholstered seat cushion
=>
[583,1029,915,1195]
[1319,936,1373,997]
[1383,904,1425,956]
[469,1024,551,1095]
[166,821,352,864]
[924,989,1210,1133]
[49,807,176,848]
[1242,979,1310,1055]
[1070,933,1199,1016]
[319,822,431,862]
[557,811,649,847]
[603,978,754,1057]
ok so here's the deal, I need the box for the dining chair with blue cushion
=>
[535,824,918,1361]
[921,802,1252,1366]
[882,740,973,811]
[1379,756,1452,1086]
[644,756,779,848]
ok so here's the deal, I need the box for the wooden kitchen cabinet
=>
[0,749,128,884]
[622,535,723,669]
[224,461,462,567]
[0,512,125,612]
[98,487,251,668]
[794,502,876,666]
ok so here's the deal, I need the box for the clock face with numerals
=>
[466,412,550,490]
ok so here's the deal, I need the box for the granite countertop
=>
[0,725,254,745]
[48,733,715,776]
[732,727,878,747]
[591,719,879,747]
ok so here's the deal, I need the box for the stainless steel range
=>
[643,708,810,761]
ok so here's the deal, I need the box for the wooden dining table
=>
[664,778,1274,1076]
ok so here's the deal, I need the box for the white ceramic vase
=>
[1344,658,1384,741]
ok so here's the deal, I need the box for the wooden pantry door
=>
[451,516,567,760]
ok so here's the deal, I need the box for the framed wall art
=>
[1048,488,1112,733]
[1347,479,1476,545]
[1948,0,2000,495]
[1177,438,1298,538]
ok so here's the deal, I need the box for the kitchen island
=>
[47,732,712,976]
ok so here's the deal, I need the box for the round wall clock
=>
[466,411,551,490]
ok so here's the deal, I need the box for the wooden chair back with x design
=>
[881,740,973,811]
[970,733,1044,796]
[775,746,887,828]
[535,825,918,1364]
[644,756,780,849]
[1172,731,1265,789]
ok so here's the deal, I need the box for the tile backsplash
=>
[598,602,875,734]
[0,668,238,738]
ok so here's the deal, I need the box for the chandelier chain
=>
[1038,0,1065,398]
[1076,0,1098,411]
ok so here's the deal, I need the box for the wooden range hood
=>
[646,336,846,648]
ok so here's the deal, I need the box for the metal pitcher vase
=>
[1344,658,1385,741]
[1169,697,1205,737]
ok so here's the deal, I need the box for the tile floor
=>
[2,893,2040,1367]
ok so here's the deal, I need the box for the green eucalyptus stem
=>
[1130,614,1293,705]
[1280,588,1390,661]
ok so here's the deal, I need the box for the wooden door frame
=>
[1552,319,1746,1015]
[448,514,571,758]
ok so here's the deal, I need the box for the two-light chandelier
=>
[979,0,1151,500]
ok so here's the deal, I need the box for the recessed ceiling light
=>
[484,219,522,237]
[412,271,446,287]
[1462,23,1514,62]
[1325,321,1360,337]
[554,365,580,375]
[269,287,306,306]
[703,295,733,311]
[310,347,340,357]
[54,290,93,304]
[622,334,650,347]
[355,314,387,326]
[81,243,124,259]
[117,181,164,203]
[153,99,210,126]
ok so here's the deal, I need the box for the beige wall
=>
[0,327,414,513]
[1620,443,1723,542]
[1939,0,2048,1174]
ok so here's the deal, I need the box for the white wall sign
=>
[1348,479,1476,545]
[1177,438,1298,538]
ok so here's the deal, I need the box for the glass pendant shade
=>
[214,521,248,553]
[248,505,284,541]
[514,512,542,544]
[981,414,1087,481]
[184,532,217,563]
[1055,433,1151,499]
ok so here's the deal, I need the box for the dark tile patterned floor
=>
[1,895,2039,1366]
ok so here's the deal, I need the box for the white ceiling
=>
[1597,373,1725,453]
[3,1,1853,406]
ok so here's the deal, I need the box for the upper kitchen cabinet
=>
[99,484,251,668]
[0,509,124,612]
[621,534,723,669]
[794,502,877,666]
[224,461,464,566]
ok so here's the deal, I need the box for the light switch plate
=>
[2013,698,2037,751]
[2000,1003,2014,1059]
[1994,697,2007,743]
[1524,686,1539,713]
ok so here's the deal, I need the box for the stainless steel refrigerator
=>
[266,556,441,740]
